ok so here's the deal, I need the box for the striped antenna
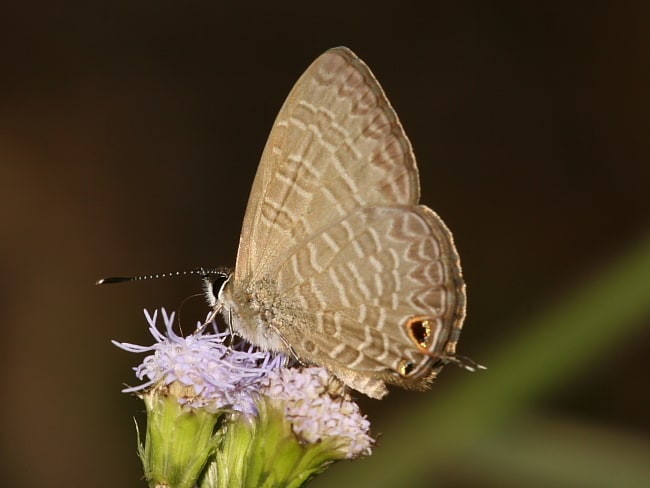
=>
[95,268,225,285]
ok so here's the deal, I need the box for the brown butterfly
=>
[204,47,479,398]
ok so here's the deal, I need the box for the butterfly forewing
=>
[221,47,466,398]
[235,47,420,283]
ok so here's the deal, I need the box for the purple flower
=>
[113,308,373,487]
[261,367,373,458]
[113,308,283,415]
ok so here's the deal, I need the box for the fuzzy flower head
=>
[113,308,373,487]
[261,367,373,459]
[113,308,283,415]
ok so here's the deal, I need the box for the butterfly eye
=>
[404,316,436,351]
[200,270,230,307]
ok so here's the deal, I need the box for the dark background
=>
[1,2,648,487]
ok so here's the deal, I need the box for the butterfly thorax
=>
[219,277,295,353]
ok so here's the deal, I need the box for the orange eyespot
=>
[404,316,436,352]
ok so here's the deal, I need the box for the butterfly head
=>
[200,269,232,308]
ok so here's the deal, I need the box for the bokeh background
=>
[1,2,648,487]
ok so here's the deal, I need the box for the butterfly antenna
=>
[96,268,223,285]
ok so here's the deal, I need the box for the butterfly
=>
[202,47,477,399]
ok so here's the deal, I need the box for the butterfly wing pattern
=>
[218,47,466,399]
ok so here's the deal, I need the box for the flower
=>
[261,367,373,459]
[114,308,372,488]
[113,308,283,415]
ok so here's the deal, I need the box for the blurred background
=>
[1,2,648,487]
